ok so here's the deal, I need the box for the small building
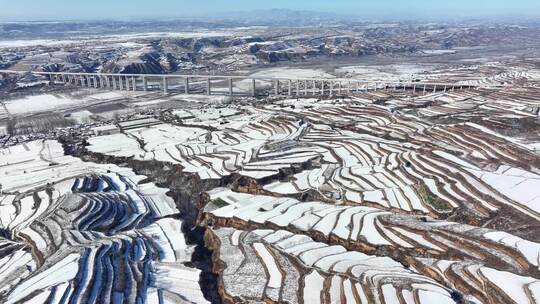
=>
[118,117,163,131]
[92,124,120,136]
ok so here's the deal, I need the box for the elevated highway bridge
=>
[1,70,492,97]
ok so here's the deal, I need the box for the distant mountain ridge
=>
[208,8,353,25]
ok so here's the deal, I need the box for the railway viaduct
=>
[3,70,487,97]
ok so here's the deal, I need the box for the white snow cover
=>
[0,140,208,303]
[302,271,324,304]
[253,242,283,289]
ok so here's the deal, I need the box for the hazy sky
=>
[0,0,539,21]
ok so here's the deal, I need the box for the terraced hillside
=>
[2,64,540,303]
[78,67,540,304]
[0,141,208,303]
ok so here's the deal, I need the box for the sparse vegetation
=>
[414,183,452,212]
[210,198,229,208]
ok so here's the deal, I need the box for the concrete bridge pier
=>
[304,80,308,95]
[323,80,334,96]
[207,78,211,95]
[142,76,147,91]
[251,79,256,97]
[274,79,279,96]
[228,78,233,96]
[444,85,447,92]
[338,81,342,95]
[184,77,190,94]
[288,80,292,97]
[296,80,300,97]
[132,76,136,91]
[423,84,427,95]
[312,80,317,96]
[162,76,168,93]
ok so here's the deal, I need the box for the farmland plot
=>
[77,71,540,303]
[0,140,208,304]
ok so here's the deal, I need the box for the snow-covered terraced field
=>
[70,69,540,303]
[207,228,462,304]
[0,140,208,304]
[87,100,540,220]
[204,190,540,276]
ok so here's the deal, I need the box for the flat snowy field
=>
[335,63,436,81]
[4,94,88,115]
[248,67,336,79]
[3,91,134,116]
